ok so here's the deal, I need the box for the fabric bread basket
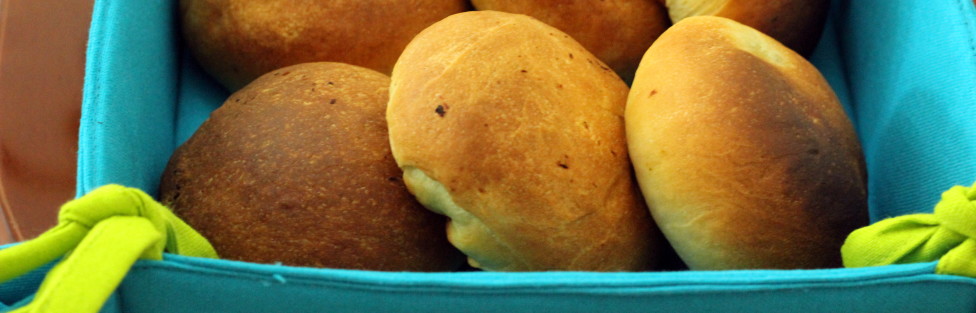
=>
[3,0,976,312]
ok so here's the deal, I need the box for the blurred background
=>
[0,0,94,244]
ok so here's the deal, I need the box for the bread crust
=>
[471,0,671,82]
[160,62,463,271]
[180,0,470,91]
[388,11,661,271]
[664,0,829,55]
[626,16,867,270]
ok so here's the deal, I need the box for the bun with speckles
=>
[387,11,664,272]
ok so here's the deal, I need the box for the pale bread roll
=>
[662,0,829,55]
[180,0,469,91]
[470,0,671,82]
[387,11,662,271]
[626,16,867,270]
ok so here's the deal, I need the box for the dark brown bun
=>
[180,0,470,91]
[626,16,868,270]
[159,62,464,271]
[470,1,671,82]
[387,11,662,272]
[661,0,829,55]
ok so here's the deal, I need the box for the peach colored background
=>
[0,0,93,244]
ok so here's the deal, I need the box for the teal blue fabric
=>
[4,250,976,312]
[174,49,228,148]
[808,12,855,126]
[77,0,181,198]
[837,0,976,221]
[0,254,49,310]
[56,0,976,312]
[0,247,122,313]
[115,256,976,313]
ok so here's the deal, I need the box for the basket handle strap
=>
[0,185,217,313]
[10,216,161,313]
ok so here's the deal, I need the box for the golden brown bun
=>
[626,16,867,270]
[662,0,829,55]
[180,0,470,91]
[470,1,670,82]
[159,62,464,271]
[387,11,662,272]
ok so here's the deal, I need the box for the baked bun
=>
[625,16,867,270]
[661,0,829,55]
[470,1,670,82]
[159,62,464,271]
[180,0,469,91]
[387,11,662,272]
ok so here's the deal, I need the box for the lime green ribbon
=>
[842,183,976,277]
[0,184,217,313]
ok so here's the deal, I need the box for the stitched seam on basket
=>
[86,6,106,196]
[78,0,111,196]
[123,265,976,296]
[125,262,947,293]
[157,255,942,285]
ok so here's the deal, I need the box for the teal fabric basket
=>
[5,0,976,312]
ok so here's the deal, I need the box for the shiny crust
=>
[159,62,463,271]
[665,0,829,55]
[626,16,867,270]
[470,1,671,82]
[387,11,661,271]
[180,0,469,91]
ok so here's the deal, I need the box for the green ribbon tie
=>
[0,184,216,313]
[842,183,976,277]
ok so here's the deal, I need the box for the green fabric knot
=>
[842,183,976,277]
[58,184,157,228]
[54,184,217,258]
[0,184,217,313]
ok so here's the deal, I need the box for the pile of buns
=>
[161,0,868,272]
